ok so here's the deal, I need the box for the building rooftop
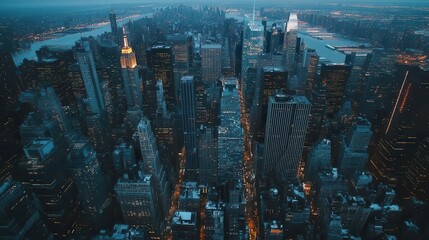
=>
[172,211,197,225]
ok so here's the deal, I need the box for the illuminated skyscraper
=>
[167,33,193,74]
[120,27,142,109]
[241,15,264,110]
[75,40,105,114]
[0,180,53,239]
[201,44,222,84]
[146,45,175,111]
[19,138,79,238]
[263,94,311,179]
[180,76,198,180]
[197,125,218,184]
[302,49,319,98]
[320,63,352,116]
[115,173,163,239]
[369,65,429,188]
[68,137,112,231]
[138,117,170,216]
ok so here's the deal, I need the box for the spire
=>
[252,0,255,21]
[122,26,129,48]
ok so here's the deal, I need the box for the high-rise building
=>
[283,13,298,74]
[109,11,119,44]
[339,118,372,175]
[19,112,63,146]
[68,136,112,231]
[197,125,218,184]
[241,16,264,110]
[263,94,311,180]
[402,137,429,201]
[320,63,352,116]
[255,66,288,142]
[120,27,142,109]
[205,201,225,240]
[113,143,136,177]
[138,117,171,216]
[167,33,193,74]
[305,139,331,181]
[180,76,199,180]
[369,65,429,188]
[302,49,319,98]
[115,173,163,239]
[218,78,243,182]
[146,45,175,111]
[0,180,53,239]
[201,44,222,84]
[75,40,105,114]
[18,138,79,238]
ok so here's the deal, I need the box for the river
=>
[12,13,153,66]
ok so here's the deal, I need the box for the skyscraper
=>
[120,27,142,109]
[283,13,298,74]
[320,63,352,116]
[0,180,53,239]
[180,76,198,180]
[305,139,331,181]
[218,78,243,182]
[75,40,105,114]
[146,45,175,111]
[201,44,222,84]
[18,138,79,238]
[167,33,193,74]
[68,136,112,231]
[115,173,163,239]
[369,65,429,188]
[263,94,311,180]
[138,117,170,216]
[302,49,319,98]
[197,125,218,184]
[255,66,288,142]
[109,11,119,44]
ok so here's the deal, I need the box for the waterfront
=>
[12,13,152,65]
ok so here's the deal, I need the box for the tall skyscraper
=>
[146,45,175,111]
[120,27,142,109]
[115,173,163,239]
[218,78,243,182]
[263,94,311,180]
[255,66,288,142]
[305,139,331,181]
[402,137,429,201]
[201,44,222,84]
[283,13,298,74]
[75,40,105,114]
[241,15,264,110]
[302,49,319,98]
[68,136,112,231]
[109,11,119,44]
[369,65,429,188]
[0,180,53,239]
[138,117,170,216]
[167,33,193,74]
[18,138,79,238]
[320,63,352,116]
[180,76,199,180]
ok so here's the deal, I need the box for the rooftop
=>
[172,211,197,225]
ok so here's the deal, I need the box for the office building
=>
[109,11,119,44]
[171,211,199,240]
[180,76,199,180]
[167,33,193,74]
[320,63,352,116]
[120,27,142,109]
[198,125,218,184]
[305,139,331,181]
[283,13,298,74]
[138,117,171,216]
[75,39,105,114]
[0,180,53,239]
[403,138,429,201]
[263,94,311,180]
[201,44,222,84]
[18,138,79,238]
[146,45,175,111]
[115,173,163,239]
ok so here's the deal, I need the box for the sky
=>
[1,0,429,8]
